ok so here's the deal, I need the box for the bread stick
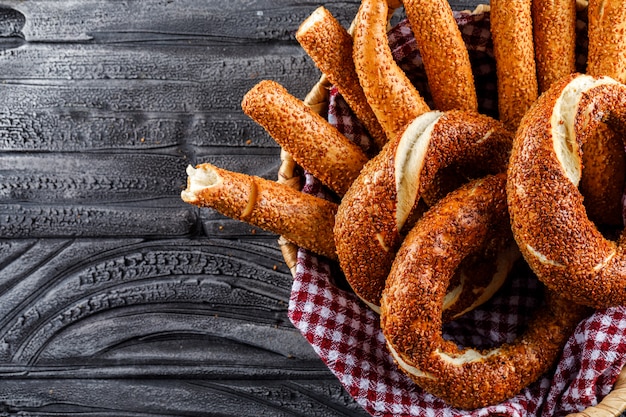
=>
[181,163,338,260]
[532,0,577,92]
[241,80,369,196]
[404,0,477,111]
[353,0,430,141]
[490,0,538,130]
[296,7,388,151]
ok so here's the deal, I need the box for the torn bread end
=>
[296,6,327,36]
[181,164,222,203]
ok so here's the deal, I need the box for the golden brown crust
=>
[296,7,388,151]
[507,74,626,308]
[580,122,626,226]
[587,0,626,84]
[419,165,469,206]
[352,0,430,141]
[241,80,369,196]
[581,0,626,227]
[404,0,478,111]
[334,110,513,307]
[181,163,338,260]
[490,0,538,131]
[381,174,589,409]
[532,0,577,92]
[442,241,520,322]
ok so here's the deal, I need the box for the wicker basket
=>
[277,5,626,416]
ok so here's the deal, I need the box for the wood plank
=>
[0,238,296,362]
[0,379,368,417]
[0,0,491,415]
[0,237,369,415]
[8,0,362,43]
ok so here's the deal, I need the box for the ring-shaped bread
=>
[507,73,626,308]
[381,174,589,409]
[334,110,513,310]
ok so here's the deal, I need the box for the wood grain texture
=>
[0,1,481,415]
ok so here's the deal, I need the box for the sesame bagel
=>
[581,0,626,226]
[579,121,626,226]
[531,0,576,93]
[241,80,369,197]
[334,110,513,310]
[507,73,626,308]
[381,174,589,409]
[587,0,626,84]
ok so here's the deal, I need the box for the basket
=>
[277,5,626,417]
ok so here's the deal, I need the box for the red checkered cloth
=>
[288,9,626,417]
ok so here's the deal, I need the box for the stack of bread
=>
[181,0,626,412]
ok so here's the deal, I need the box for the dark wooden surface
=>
[0,1,481,415]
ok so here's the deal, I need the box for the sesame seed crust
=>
[587,0,626,84]
[582,0,626,226]
[507,73,626,308]
[182,163,338,260]
[334,110,512,308]
[352,0,430,141]
[490,0,538,131]
[404,0,478,112]
[380,174,589,409]
[296,7,388,151]
[241,80,369,197]
[580,122,626,226]
[532,0,576,93]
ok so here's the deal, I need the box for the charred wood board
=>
[0,1,481,415]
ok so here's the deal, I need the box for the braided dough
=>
[508,73,626,308]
